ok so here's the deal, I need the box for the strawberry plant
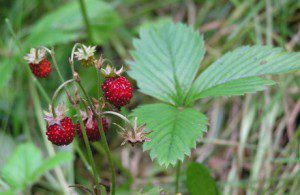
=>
[128,21,300,193]
[1,0,299,193]
[16,21,300,194]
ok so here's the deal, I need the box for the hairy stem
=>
[96,116,116,195]
[53,57,100,190]
[71,64,116,194]
[77,81,116,195]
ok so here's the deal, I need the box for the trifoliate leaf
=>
[132,104,208,166]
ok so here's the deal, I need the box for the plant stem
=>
[175,160,181,193]
[96,68,102,105]
[50,50,67,83]
[52,56,100,190]
[96,116,116,194]
[50,79,74,117]
[78,81,96,110]
[78,0,93,41]
[77,81,116,195]
[70,44,116,194]
[101,111,131,125]
[101,111,136,137]
[73,67,116,194]
[75,103,100,187]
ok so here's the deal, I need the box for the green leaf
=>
[128,22,205,105]
[24,0,120,47]
[30,152,73,183]
[132,104,207,166]
[1,143,43,189]
[187,46,300,103]
[1,143,72,190]
[186,162,218,195]
[195,77,276,99]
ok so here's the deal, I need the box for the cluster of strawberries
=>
[24,45,133,146]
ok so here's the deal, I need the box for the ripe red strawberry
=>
[44,105,75,146]
[76,118,109,142]
[46,117,75,146]
[29,59,52,78]
[102,76,132,108]
[24,48,52,78]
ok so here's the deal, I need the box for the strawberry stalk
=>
[70,46,116,194]
[76,76,116,194]
[101,111,135,138]
[51,48,100,191]
[69,47,102,193]
[50,79,75,118]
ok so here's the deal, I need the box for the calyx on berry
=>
[74,44,96,68]
[101,65,126,78]
[78,108,94,129]
[120,117,151,146]
[44,104,67,126]
[24,48,47,65]
[76,108,109,142]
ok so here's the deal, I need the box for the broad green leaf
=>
[128,22,205,105]
[1,143,72,190]
[24,0,121,47]
[186,162,218,195]
[187,46,300,104]
[1,143,43,189]
[30,152,73,183]
[132,104,207,166]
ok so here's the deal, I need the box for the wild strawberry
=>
[101,66,133,108]
[44,105,75,146]
[29,59,51,78]
[24,48,52,78]
[74,45,96,68]
[77,118,109,142]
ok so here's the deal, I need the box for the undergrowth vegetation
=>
[0,0,300,194]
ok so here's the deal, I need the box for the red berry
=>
[29,59,51,78]
[76,118,109,142]
[46,117,75,146]
[102,76,132,108]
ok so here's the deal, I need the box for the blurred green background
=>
[0,0,300,194]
